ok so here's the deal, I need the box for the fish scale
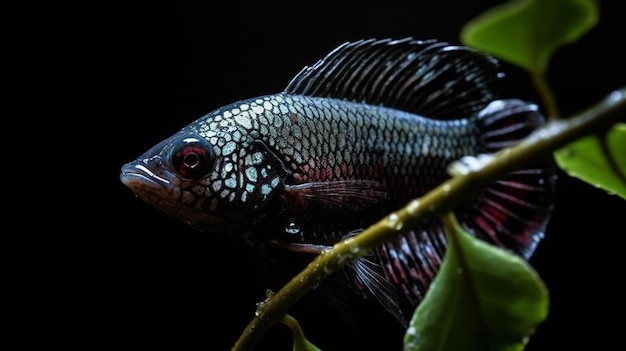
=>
[120,38,555,326]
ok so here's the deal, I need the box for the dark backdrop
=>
[93,1,625,349]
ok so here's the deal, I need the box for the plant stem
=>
[531,70,560,120]
[281,314,320,351]
[231,88,625,351]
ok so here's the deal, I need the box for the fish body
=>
[120,38,555,325]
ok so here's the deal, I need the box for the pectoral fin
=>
[284,179,387,211]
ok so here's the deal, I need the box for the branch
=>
[231,88,626,351]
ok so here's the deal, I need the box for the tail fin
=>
[457,99,556,258]
[376,99,555,325]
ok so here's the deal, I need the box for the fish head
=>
[120,110,286,235]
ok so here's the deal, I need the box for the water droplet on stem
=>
[407,200,420,216]
[386,213,404,231]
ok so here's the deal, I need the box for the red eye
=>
[170,136,215,179]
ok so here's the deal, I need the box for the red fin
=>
[458,168,555,258]
[376,225,447,317]
[462,99,556,258]
[377,100,555,317]
[478,99,547,151]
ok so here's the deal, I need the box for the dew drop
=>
[254,290,275,318]
[386,213,404,231]
[254,301,265,317]
[447,153,494,176]
[407,200,420,216]
[609,88,625,102]
[522,335,530,345]
[349,243,361,255]
[442,183,451,194]
[285,222,301,235]
[336,252,355,265]
[447,159,470,176]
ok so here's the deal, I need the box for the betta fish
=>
[120,38,555,326]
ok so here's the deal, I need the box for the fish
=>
[120,38,555,326]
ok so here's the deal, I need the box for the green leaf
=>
[404,214,549,351]
[555,123,626,199]
[460,0,598,75]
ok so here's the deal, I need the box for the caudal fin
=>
[457,99,556,258]
[376,99,555,325]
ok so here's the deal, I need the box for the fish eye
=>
[170,136,215,179]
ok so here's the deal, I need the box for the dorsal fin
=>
[284,38,502,119]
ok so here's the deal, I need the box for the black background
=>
[84,1,625,350]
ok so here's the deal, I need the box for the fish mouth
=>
[120,161,232,232]
[120,162,174,192]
